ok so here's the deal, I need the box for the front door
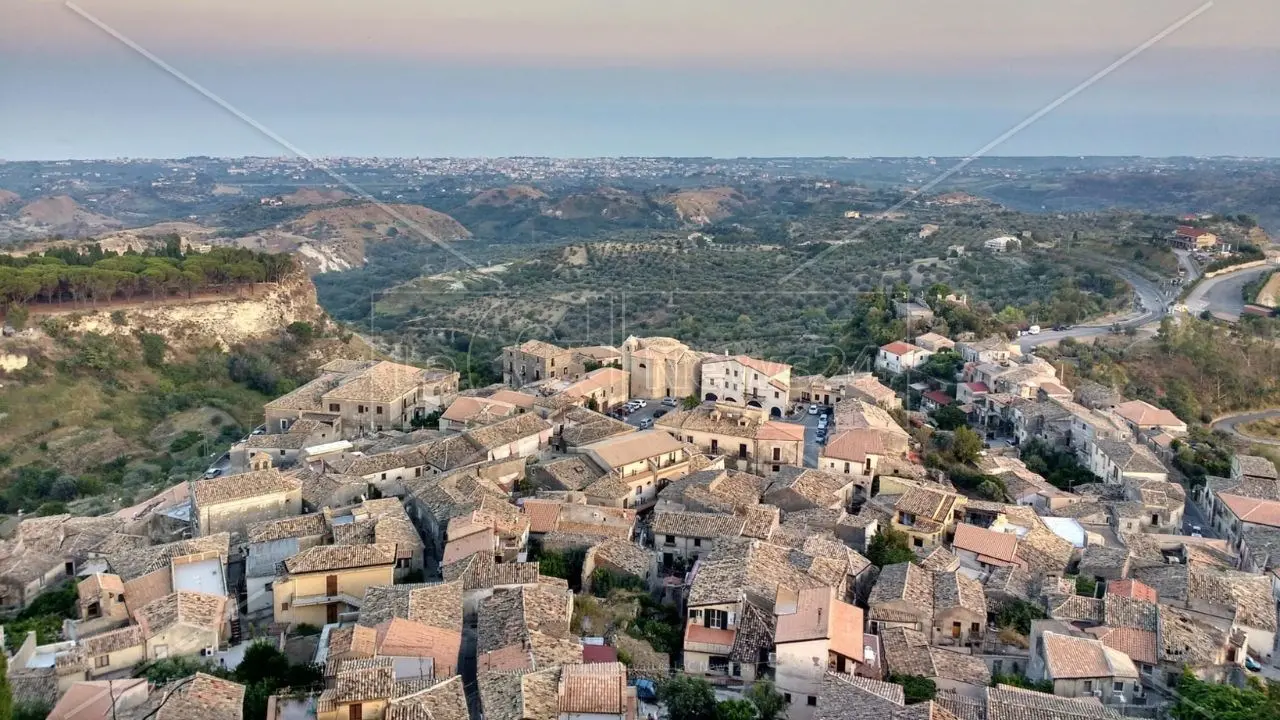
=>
[326,574,338,596]
[349,703,363,720]
[327,603,339,623]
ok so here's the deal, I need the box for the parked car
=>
[662,397,677,407]
[204,467,222,479]
[815,429,827,443]
[1246,656,1262,672]
[817,415,829,428]
[635,399,648,408]
[808,404,819,415]
[639,418,654,429]
[1028,325,1041,335]
[653,409,668,419]
[1052,324,1068,331]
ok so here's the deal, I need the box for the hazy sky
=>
[3,0,1278,159]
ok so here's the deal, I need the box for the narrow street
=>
[461,603,482,720]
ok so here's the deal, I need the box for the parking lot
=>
[618,399,679,428]
[617,399,829,468]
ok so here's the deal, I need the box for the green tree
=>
[745,680,786,720]
[867,525,916,567]
[682,395,700,410]
[0,650,12,720]
[138,332,168,368]
[285,321,316,345]
[951,426,982,464]
[1170,670,1280,720]
[6,304,28,331]
[889,674,937,704]
[932,404,967,431]
[995,598,1046,635]
[1075,575,1097,598]
[661,676,718,720]
[716,699,758,720]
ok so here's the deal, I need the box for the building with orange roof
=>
[1112,400,1188,435]
[701,354,793,418]
[951,523,1022,574]
[1105,579,1158,604]
[657,403,804,477]
[876,341,932,374]
[775,586,865,716]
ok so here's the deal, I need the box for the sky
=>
[2,0,1278,160]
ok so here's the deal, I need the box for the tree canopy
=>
[867,525,916,567]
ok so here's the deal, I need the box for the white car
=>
[203,467,222,479]
[817,415,829,428]
[635,399,648,408]
[662,397,677,407]
[639,418,654,429]
[808,404,819,415]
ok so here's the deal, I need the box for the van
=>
[1028,325,1041,335]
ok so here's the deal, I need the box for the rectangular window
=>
[95,654,110,668]
[772,465,780,473]
[773,448,781,461]
[784,694,792,704]
[665,535,676,545]
[1113,682,1124,692]
[710,439,718,452]
[738,443,747,459]
[913,537,923,548]
[1083,681,1093,693]
[376,406,383,415]
[844,462,851,473]
[329,403,340,412]
[694,538,702,547]
[807,697,817,707]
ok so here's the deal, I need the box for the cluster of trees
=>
[145,641,322,720]
[1171,670,1280,720]
[867,525,916,567]
[661,677,787,720]
[0,240,293,310]
[1020,439,1098,491]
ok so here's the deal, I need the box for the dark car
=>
[1053,324,1069,331]
[653,409,668,418]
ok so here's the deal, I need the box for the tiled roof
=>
[984,566,1037,603]
[246,513,328,543]
[1014,526,1073,576]
[582,430,686,469]
[1102,595,1158,631]
[814,672,906,720]
[442,396,518,424]
[153,673,245,720]
[323,361,431,403]
[738,504,780,540]
[1157,604,1233,667]
[1087,626,1158,666]
[536,456,606,491]
[588,538,652,578]
[1077,545,1130,579]
[386,676,471,720]
[869,561,934,613]
[191,468,300,506]
[651,510,745,539]
[515,339,568,358]
[687,538,828,608]
[1237,455,1279,480]
[1094,440,1166,475]
[881,626,991,685]
[465,413,552,453]
[374,617,462,662]
[952,524,1018,564]
[481,667,562,720]
[896,486,958,522]
[326,625,378,665]
[1219,493,1280,528]
[558,662,629,714]
[477,584,573,656]
[133,591,227,637]
[108,534,230,582]
[359,581,464,630]
[986,686,1123,720]
[1112,400,1184,428]
[1105,579,1157,603]
[283,543,397,574]
[1045,594,1104,624]
[1042,631,1136,679]
[933,570,986,614]
[78,625,145,657]
[321,661,397,707]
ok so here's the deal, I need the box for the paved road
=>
[1212,409,1280,446]
[1018,269,1167,352]
[1184,263,1273,320]
[1181,493,1216,538]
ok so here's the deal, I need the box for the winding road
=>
[1018,269,1168,352]
[1213,409,1280,447]
[1184,264,1273,321]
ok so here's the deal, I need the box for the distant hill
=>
[466,184,547,207]
[0,195,122,240]
[281,188,352,206]
[544,186,657,222]
[0,189,20,208]
[661,187,747,225]
[277,202,472,274]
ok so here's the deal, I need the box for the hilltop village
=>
[3,327,1277,720]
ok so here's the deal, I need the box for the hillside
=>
[467,184,547,207]
[544,187,658,222]
[0,195,122,241]
[662,187,747,225]
[0,268,371,516]
[281,188,352,206]
[0,190,20,208]
[281,202,472,273]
